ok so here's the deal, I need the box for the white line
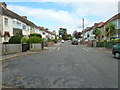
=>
[82,48,89,52]
[58,47,60,50]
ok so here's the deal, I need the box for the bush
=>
[99,40,107,43]
[21,37,29,44]
[28,36,43,43]
[47,38,52,42]
[9,36,22,44]
[52,39,58,43]
[29,33,42,38]
[110,39,120,43]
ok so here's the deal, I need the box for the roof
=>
[105,13,120,24]
[1,5,37,28]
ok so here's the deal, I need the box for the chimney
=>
[22,16,27,19]
[0,2,7,8]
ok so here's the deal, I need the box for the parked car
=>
[112,43,120,59]
[61,40,65,43]
[71,38,78,45]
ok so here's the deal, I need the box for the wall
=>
[3,15,13,36]
[30,43,41,51]
[0,14,3,44]
[2,44,22,55]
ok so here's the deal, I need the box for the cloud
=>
[8,5,86,33]
[2,0,120,2]
[7,1,119,34]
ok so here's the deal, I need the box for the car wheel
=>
[114,52,120,59]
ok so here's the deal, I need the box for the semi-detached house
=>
[81,13,120,42]
[0,2,43,43]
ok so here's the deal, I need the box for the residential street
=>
[2,42,118,88]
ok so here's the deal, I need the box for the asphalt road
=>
[2,42,118,88]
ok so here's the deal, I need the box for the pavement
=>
[0,43,61,61]
[2,42,118,88]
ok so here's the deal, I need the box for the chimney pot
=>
[22,16,27,19]
[0,2,7,8]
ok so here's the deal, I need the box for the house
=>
[0,2,38,43]
[104,13,120,38]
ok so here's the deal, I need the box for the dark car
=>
[71,38,78,45]
[112,43,120,59]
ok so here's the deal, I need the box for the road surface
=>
[2,42,118,88]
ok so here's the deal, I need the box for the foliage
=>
[47,38,52,42]
[21,37,29,44]
[110,39,120,43]
[28,36,43,43]
[105,22,116,39]
[99,40,107,43]
[29,33,42,38]
[93,28,101,36]
[9,36,22,44]
[52,39,58,43]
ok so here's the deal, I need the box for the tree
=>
[93,28,101,40]
[105,22,116,41]
[58,28,68,40]
[73,31,82,39]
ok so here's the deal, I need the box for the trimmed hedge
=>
[21,37,29,44]
[28,36,43,43]
[9,36,22,44]
[96,41,118,48]
[29,33,42,38]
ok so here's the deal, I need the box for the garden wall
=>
[30,43,42,51]
[2,44,22,55]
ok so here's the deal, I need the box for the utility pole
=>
[82,18,85,40]
[82,18,84,30]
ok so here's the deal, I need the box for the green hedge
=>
[9,36,22,44]
[28,36,43,43]
[21,37,29,44]
[29,33,42,38]
[96,41,118,48]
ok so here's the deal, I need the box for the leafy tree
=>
[58,28,68,40]
[73,31,82,39]
[105,22,116,41]
[93,28,101,40]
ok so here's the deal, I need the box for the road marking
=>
[82,48,89,52]
[58,47,60,50]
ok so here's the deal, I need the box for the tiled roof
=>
[105,13,120,24]
[1,5,37,28]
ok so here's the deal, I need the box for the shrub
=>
[9,36,22,44]
[99,40,107,43]
[29,33,42,38]
[47,38,52,42]
[52,39,58,43]
[114,39,120,42]
[21,37,29,44]
[28,36,43,43]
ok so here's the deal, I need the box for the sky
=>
[4,0,119,34]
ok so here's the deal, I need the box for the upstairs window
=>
[23,24,26,30]
[4,18,8,26]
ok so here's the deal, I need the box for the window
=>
[23,24,26,30]
[4,18,8,26]
[17,22,21,28]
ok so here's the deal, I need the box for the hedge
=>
[28,36,43,43]
[9,36,22,44]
